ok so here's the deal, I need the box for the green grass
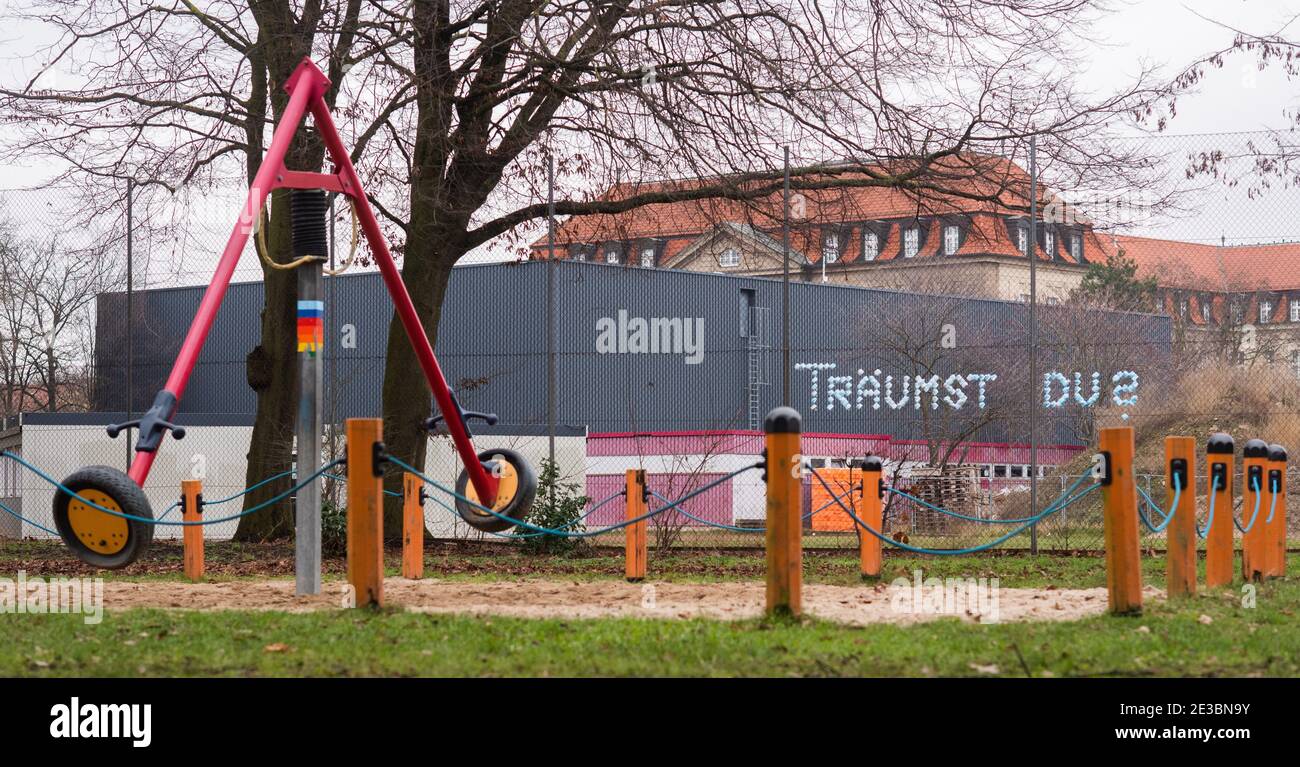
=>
[3,576,1297,677]
[2,540,1297,677]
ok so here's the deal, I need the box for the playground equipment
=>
[47,57,537,573]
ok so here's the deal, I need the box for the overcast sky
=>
[3,0,1300,281]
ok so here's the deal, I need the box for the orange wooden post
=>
[1266,444,1288,578]
[1099,426,1142,614]
[859,457,883,580]
[1241,440,1269,583]
[1205,433,1235,588]
[181,479,204,582]
[764,407,802,617]
[1165,437,1196,598]
[346,418,384,607]
[402,471,423,580]
[625,470,648,582]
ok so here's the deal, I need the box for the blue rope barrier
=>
[648,490,762,533]
[811,468,1098,556]
[1198,475,1218,539]
[1234,476,1262,533]
[0,498,60,536]
[885,485,1050,524]
[1,450,343,527]
[388,453,760,538]
[1137,475,1181,534]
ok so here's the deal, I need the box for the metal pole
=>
[125,177,134,469]
[546,155,557,470]
[328,195,338,464]
[296,259,324,595]
[294,191,327,596]
[782,147,791,406]
[1028,136,1039,554]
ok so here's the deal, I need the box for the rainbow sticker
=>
[297,300,324,355]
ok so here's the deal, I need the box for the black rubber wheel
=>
[52,465,155,569]
[455,448,537,533]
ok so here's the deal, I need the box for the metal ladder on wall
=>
[747,306,771,431]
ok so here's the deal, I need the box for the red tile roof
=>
[1097,234,1300,292]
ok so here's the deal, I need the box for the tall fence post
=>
[1205,433,1235,588]
[293,189,327,597]
[346,418,384,607]
[1099,426,1142,615]
[1242,439,1269,583]
[625,469,647,582]
[1267,444,1287,578]
[860,456,883,580]
[402,471,423,580]
[764,406,802,617]
[1165,437,1196,598]
[181,478,204,582]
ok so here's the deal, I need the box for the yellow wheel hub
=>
[465,456,519,515]
[67,489,129,555]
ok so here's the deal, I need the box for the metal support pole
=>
[782,147,791,406]
[1028,136,1039,554]
[295,258,324,596]
[547,155,557,470]
[125,177,134,469]
[293,190,327,596]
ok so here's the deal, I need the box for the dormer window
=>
[640,246,656,268]
[1260,299,1273,324]
[822,231,841,264]
[1069,235,1082,261]
[1204,301,1213,323]
[719,248,740,268]
[903,227,920,258]
[943,225,960,256]
[1016,226,1028,256]
[604,244,621,264]
[1043,229,1055,256]
[1291,300,1300,323]
[862,230,880,261]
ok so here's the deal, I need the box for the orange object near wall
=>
[809,467,861,531]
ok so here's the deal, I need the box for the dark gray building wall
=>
[94,260,1171,445]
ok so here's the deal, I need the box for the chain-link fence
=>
[3,130,1300,553]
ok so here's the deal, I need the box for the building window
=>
[639,247,656,268]
[1017,226,1028,256]
[903,227,920,258]
[1294,350,1300,378]
[1203,301,1213,323]
[1260,300,1273,324]
[862,231,879,261]
[1070,235,1082,261]
[1018,293,1031,303]
[943,225,960,256]
[822,231,840,264]
[1046,296,1060,306]
[604,245,621,264]
[571,245,588,262]
[718,248,739,268]
[1044,230,1055,256]
[1291,300,1300,323]
[1178,297,1188,318]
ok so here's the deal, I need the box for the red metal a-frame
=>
[121,57,499,506]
